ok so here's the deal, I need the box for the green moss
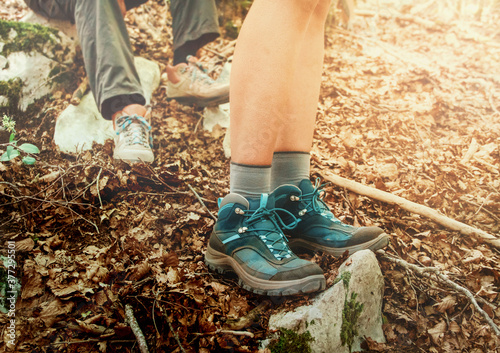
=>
[268,328,314,353]
[0,19,60,57]
[340,292,364,353]
[0,78,22,112]
[337,270,364,353]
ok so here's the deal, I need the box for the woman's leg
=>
[229,0,323,166]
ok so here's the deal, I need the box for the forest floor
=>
[1,0,500,352]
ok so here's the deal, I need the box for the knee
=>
[313,0,332,20]
[295,0,322,13]
[294,0,332,17]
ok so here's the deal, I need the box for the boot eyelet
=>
[235,208,244,215]
[299,209,307,216]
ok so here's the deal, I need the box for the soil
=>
[1,0,500,352]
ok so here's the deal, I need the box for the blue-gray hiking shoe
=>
[273,179,389,257]
[205,191,326,296]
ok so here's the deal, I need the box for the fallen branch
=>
[377,250,500,337]
[125,304,149,353]
[320,171,500,249]
[71,77,89,105]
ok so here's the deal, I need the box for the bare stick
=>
[321,171,500,249]
[125,304,149,353]
[96,167,103,209]
[187,183,217,221]
[377,250,500,337]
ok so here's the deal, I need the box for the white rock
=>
[54,57,160,153]
[0,55,7,69]
[0,51,56,111]
[135,56,160,106]
[8,28,17,41]
[0,96,9,107]
[53,92,113,153]
[268,250,385,353]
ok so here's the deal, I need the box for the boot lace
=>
[115,114,153,148]
[298,178,347,226]
[237,205,299,261]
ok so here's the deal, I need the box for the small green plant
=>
[1,115,39,165]
[268,327,314,353]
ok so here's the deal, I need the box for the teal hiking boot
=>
[273,179,389,257]
[205,191,326,296]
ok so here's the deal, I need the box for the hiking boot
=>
[205,191,326,296]
[113,113,154,163]
[273,179,389,257]
[166,56,229,107]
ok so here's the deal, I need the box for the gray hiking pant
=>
[24,0,220,120]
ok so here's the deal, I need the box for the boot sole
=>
[289,232,390,257]
[205,246,325,296]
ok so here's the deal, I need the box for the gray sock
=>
[230,162,271,199]
[271,152,310,189]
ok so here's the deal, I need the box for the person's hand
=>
[117,0,127,17]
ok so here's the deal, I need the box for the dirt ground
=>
[1,0,500,352]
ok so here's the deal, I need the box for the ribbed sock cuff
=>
[271,152,310,189]
[230,162,271,199]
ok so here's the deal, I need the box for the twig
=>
[377,249,500,337]
[186,183,217,220]
[96,167,103,209]
[320,171,500,249]
[125,304,149,353]
[50,339,136,345]
[165,311,187,353]
[194,329,255,338]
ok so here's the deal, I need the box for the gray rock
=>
[268,250,385,353]
[54,57,160,153]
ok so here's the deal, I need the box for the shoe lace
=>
[115,114,153,148]
[239,206,299,261]
[299,178,345,225]
[181,56,215,87]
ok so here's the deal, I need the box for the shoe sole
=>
[289,232,390,257]
[205,246,325,296]
[167,94,229,107]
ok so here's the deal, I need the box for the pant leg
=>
[170,0,220,52]
[74,0,145,120]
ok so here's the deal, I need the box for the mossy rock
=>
[0,20,60,57]
[0,19,75,118]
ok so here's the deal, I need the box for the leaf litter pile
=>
[1,0,500,352]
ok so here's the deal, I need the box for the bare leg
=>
[230,0,325,166]
[276,0,331,152]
